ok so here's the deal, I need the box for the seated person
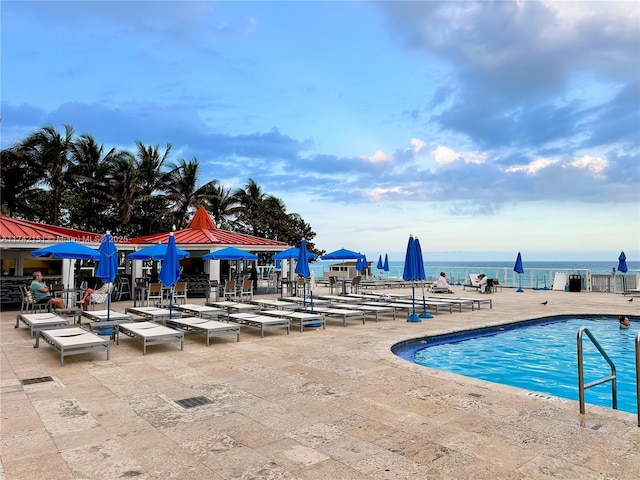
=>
[431,272,453,293]
[76,282,113,311]
[619,316,631,328]
[30,271,65,309]
[477,273,488,293]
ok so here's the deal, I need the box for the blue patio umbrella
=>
[377,255,383,271]
[295,240,311,308]
[128,242,190,261]
[158,233,181,318]
[383,254,389,275]
[203,246,257,261]
[273,247,317,261]
[415,238,433,319]
[96,232,118,321]
[402,235,423,322]
[356,255,368,273]
[514,252,524,292]
[617,251,628,273]
[32,242,101,294]
[617,251,628,293]
[322,248,364,261]
[32,242,100,260]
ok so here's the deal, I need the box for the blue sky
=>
[2,1,639,261]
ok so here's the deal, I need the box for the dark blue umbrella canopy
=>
[158,234,181,288]
[96,232,118,319]
[356,255,368,272]
[403,236,420,281]
[96,232,118,284]
[294,240,311,278]
[322,248,364,261]
[383,254,389,272]
[273,247,317,261]
[617,251,628,273]
[129,242,190,261]
[377,255,383,270]
[203,246,258,261]
[402,236,422,322]
[415,238,426,280]
[513,252,524,274]
[31,242,100,260]
[158,234,181,318]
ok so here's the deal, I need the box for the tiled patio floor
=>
[1,286,639,479]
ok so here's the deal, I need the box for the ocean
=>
[309,260,639,290]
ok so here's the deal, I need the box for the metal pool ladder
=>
[636,331,640,427]
[577,327,617,413]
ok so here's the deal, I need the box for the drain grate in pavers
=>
[20,376,54,385]
[175,396,213,409]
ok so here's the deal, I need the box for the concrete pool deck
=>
[1,286,639,479]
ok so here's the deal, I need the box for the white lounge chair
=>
[118,321,184,355]
[15,312,69,338]
[34,327,110,366]
[165,317,240,345]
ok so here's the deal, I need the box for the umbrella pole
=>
[419,281,433,319]
[517,274,524,292]
[169,289,173,319]
[408,283,421,322]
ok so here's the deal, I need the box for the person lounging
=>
[477,273,488,293]
[76,282,112,311]
[431,272,454,293]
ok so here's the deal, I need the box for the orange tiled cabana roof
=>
[0,213,100,242]
[127,206,288,248]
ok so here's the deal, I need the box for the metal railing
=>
[577,327,617,413]
[636,331,640,426]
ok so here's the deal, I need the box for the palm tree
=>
[0,147,44,218]
[18,124,74,224]
[66,134,117,231]
[207,184,235,228]
[164,157,221,229]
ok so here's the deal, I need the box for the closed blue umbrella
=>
[96,232,118,320]
[415,238,433,319]
[514,252,524,292]
[158,233,181,318]
[402,236,423,322]
[617,251,628,294]
[617,251,628,273]
[295,240,311,308]
[129,242,190,261]
[377,255,383,271]
[356,255,367,273]
[383,254,389,274]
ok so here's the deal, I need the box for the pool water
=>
[395,316,639,414]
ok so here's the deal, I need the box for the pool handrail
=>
[636,331,640,427]
[577,326,617,414]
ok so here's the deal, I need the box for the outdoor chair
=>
[147,282,164,306]
[223,279,237,300]
[329,276,337,294]
[88,283,114,310]
[350,276,362,294]
[20,285,49,313]
[173,281,187,304]
[240,279,253,301]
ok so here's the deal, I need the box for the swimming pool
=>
[392,315,639,414]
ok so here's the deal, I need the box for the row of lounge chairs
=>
[15,286,491,365]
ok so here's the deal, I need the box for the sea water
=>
[310,260,639,289]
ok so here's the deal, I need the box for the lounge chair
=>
[15,312,69,338]
[301,306,365,327]
[463,274,481,292]
[124,306,181,324]
[165,317,240,345]
[34,327,110,366]
[227,312,291,337]
[118,321,185,355]
[259,309,326,332]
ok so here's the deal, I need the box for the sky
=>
[2,0,639,262]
